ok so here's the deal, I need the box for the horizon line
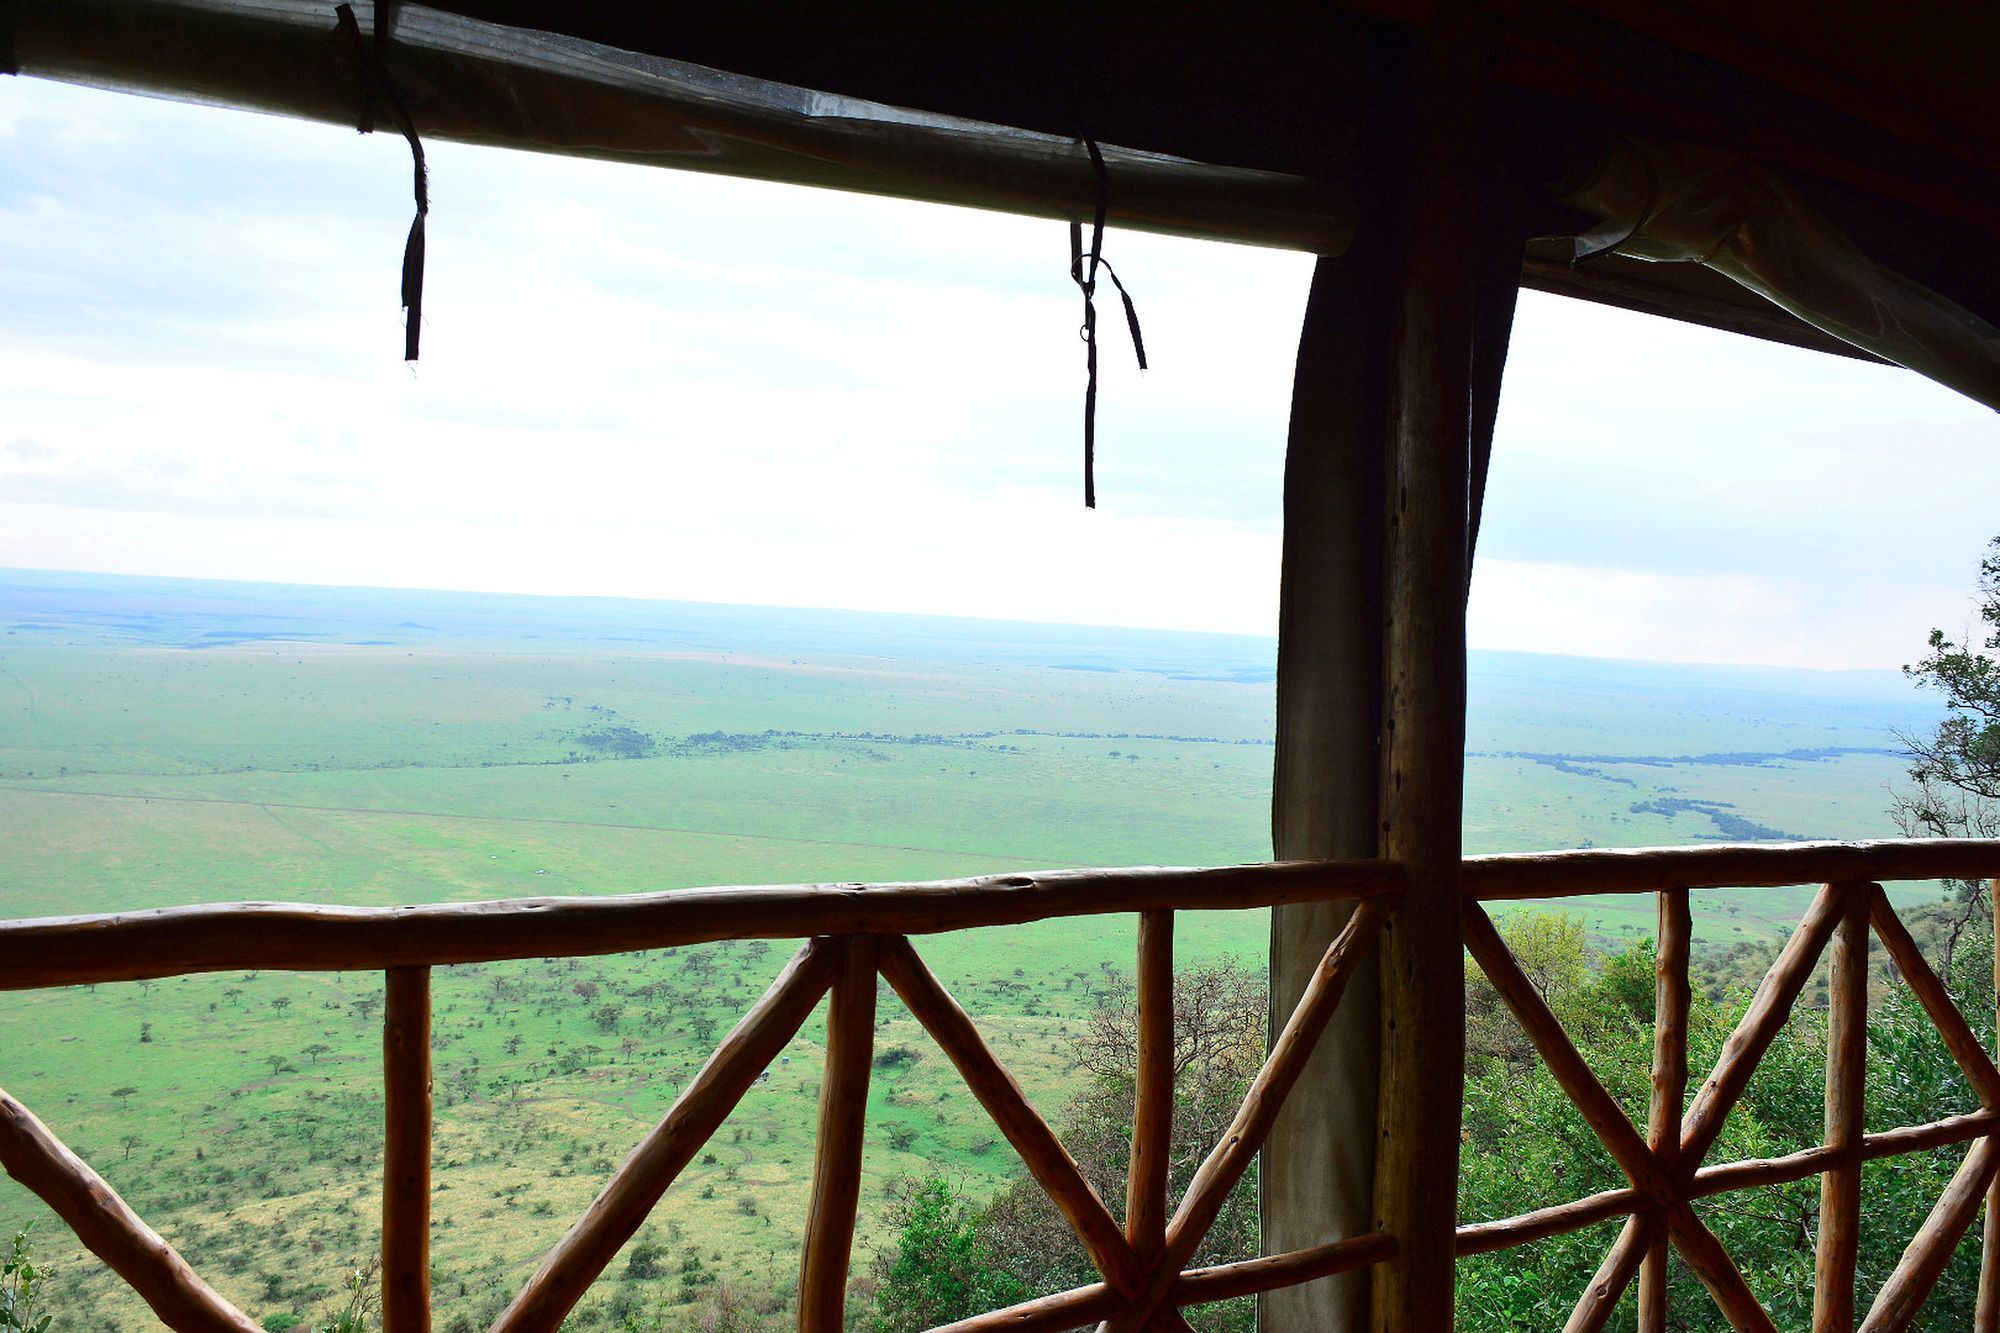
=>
[0,561,1919,678]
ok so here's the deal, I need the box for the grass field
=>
[0,569,1950,1328]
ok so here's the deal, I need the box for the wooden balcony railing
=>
[2,840,1999,1331]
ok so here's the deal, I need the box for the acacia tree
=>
[1895,534,2000,969]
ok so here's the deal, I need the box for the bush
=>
[1,1228,51,1333]
[312,1263,378,1333]
[623,1241,667,1281]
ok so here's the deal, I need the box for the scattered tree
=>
[1896,533,2000,970]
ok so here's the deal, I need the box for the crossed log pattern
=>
[1461,880,2000,1331]
[2,845,2000,1330]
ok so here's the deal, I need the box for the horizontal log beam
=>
[1452,1108,2000,1259]
[5,840,1994,991]
[1466,839,2000,900]
[920,1234,1401,1329]
[8,0,1355,256]
[0,861,1402,990]
[1171,1232,1395,1306]
[925,1283,1120,1333]
[0,1088,263,1332]
[1455,1189,1642,1257]
[1862,1109,2000,1160]
[1692,1146,1839,1197]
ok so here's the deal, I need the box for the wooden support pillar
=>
[798,935,878,1331]
[1639,889,1691,1331]
[1815,884,1870,1329]
[1370,27,1491,1332]
[383,965,433,1333]
[1266,26,1514,1332]
[1129,911,1174,1268]
[1981,875,2000,1333]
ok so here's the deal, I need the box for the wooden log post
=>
[382,966,433,1333]
[1107,904,1389,1333]
[1982,877,2000,1333]
[798,935,878,1331]
[1638,888,1690,1333]
[1129,911,1174,1268]
[1370,23,1495,1332]
[1815,884,1870,1330]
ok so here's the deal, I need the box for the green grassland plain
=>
[0,570,1947,1328]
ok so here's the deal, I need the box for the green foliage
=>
[1896,534,2000,975]
[1459,909,1993,1328]
[1,1228,52,1333]
[1468,909,1595,1071]
[868,1177,1025,1333]
[621,1241,666,1282]
[871,962,1263,1332]
[1594,936,1656,1026]
[1900,536,2000,826]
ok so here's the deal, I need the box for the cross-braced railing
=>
[2,841,2000,1330]
[1457,850,2000,1332]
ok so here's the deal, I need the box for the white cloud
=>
[1468,557,1978,670]
[1,78,1997,667]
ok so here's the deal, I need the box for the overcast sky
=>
[2,77,1996,669]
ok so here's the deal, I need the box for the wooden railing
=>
[2,840,1999,1330]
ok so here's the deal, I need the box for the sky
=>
[1,76,1997,670]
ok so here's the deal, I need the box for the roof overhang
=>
[6,0,1996,404]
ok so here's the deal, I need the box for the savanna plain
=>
[0,569,1953,1329]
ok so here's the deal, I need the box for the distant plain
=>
[0,569,1946,1327]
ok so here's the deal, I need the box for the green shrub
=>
[1,1228,51,1333]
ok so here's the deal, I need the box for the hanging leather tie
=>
[335,1,428,361]
[1069,136,1147,508]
